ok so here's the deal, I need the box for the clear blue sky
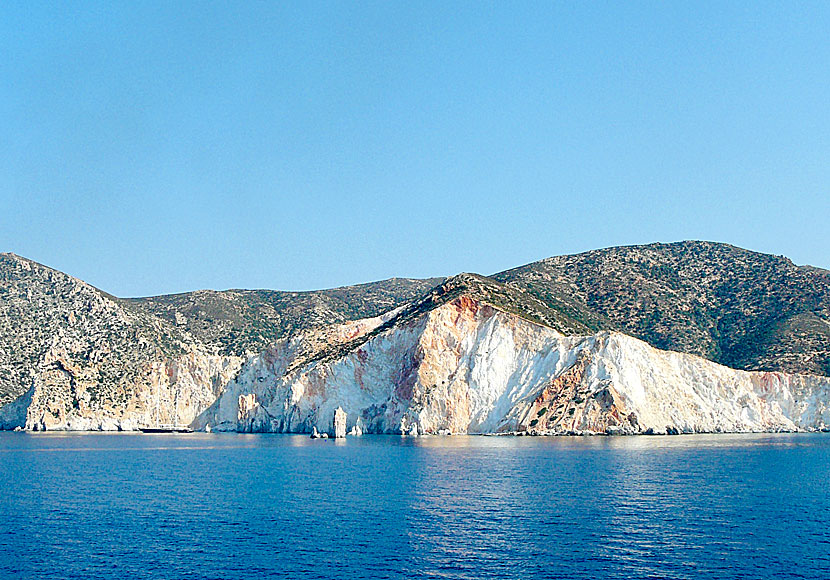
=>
[2,1,828,297]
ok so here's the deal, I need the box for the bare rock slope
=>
[2,243,829,434]
[201,281,830,435]
[0,254,434,430]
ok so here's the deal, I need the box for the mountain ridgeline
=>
[1,241,829,433]
[124,277,445,356]
[495,241,830,376]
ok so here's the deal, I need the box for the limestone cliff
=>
[0,353,244,431]
[2,246,830,435]
[0,253,244,430]
[198,295,830,435]
[0,252,427,431]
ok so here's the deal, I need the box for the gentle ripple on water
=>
[0,432,828,579]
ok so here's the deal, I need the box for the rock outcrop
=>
[2,244,830,435]
[0,352,244,431]
[333,407,347,438]
[196,294,830,435]
[0,252,431,431]
[0,253,245,430]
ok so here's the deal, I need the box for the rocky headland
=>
[2,242,829,435]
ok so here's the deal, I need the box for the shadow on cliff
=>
[0,387,33,430]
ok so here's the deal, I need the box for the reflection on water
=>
[0,432,828,579]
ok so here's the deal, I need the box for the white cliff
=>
[333,407,347,438]
[197,296,830,435]
[0,298,404,431]
[4,290,830,435]
[0,352,244,431]
[3,247,830,435]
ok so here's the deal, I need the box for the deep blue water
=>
[1,432,828,580]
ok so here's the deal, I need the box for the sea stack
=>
[333,407,347,438]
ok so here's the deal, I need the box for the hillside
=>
[269,272,592,376]
[2,242,830,433]
[495,241,830,376]
[0,253,440,412]
[0,253,194,406]
[125,277,443,355]
[201,293,830,436]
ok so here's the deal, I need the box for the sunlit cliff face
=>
[2,249,829,435]
[200,297,830,436]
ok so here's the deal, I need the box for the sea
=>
[1,432,828,580]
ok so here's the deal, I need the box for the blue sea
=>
[1,432,828,580]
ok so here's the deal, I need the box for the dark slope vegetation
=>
[125,277,444,355]
[0,253,442,404]
[2,239,829,411]
[495,241,830,375]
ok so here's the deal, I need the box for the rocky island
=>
[1,241,829,435]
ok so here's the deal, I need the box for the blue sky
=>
[2,1,828,297]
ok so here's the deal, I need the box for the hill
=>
[2,242,829,432]
[495,241,830,376]
[125,277,443,355]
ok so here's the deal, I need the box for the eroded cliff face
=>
[0,297,402,431]
[199,296,830,435]
[3,247,830,435]
[504,333,830,435]
[0,252,437,432]
[0,253,250,431]
[0,351,244,431]
[3,252,829,434]
[0,253,190,407]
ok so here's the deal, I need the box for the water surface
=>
[1,432,828,579]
